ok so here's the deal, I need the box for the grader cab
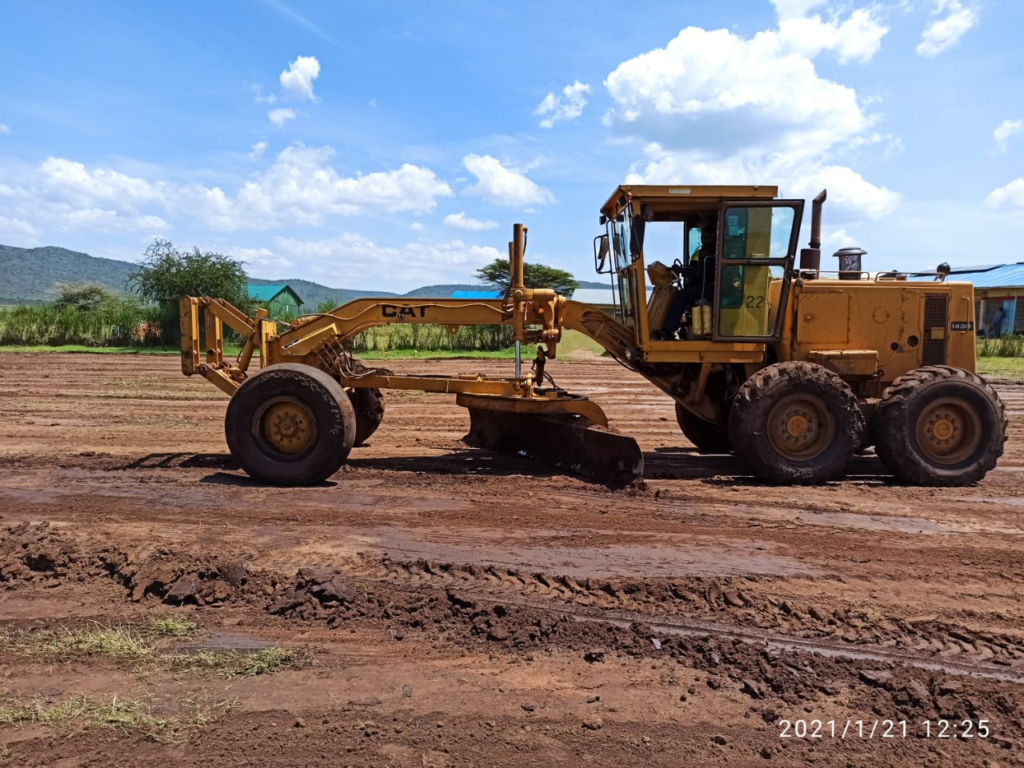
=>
[180,185,1007,488]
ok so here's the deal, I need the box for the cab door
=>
[713,200,804,342]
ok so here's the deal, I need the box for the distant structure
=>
[923,264,1024,336]
[248,283,303,317]
[450,289,503,299]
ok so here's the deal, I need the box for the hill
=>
[0,243,602,307]
[247,277,399,308]
[0,245,137,305]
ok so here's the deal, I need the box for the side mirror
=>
[593,235,610,274]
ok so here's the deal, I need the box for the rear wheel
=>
[874,366,1006,486]
[349,387,385,445]
[225,364,356,485]
[675,403,731,453]
[729,362,864,485]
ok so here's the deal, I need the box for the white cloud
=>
[994,119,1022,156]
[916,0,977,58]
[777,7,888,64]
[604,5,898,221]
[1,145,453,237]
[410,221,424,231]
[40,157,163,208]
[771,0,826,19]
[985,179,1024,211]
[0,123,10,135]
[279,55,321,101]
[534,81,592,128]
[0,215,40,244]
[226,246,293,276]
[189,144,453,231]
[627,143,900,219]
[462,154,555,208]
[823,227,857,249]
[249,141,268,160]
[443,211,499,230]
[268,108,296,127]
[61,208,169,232]
[273,234,501,291]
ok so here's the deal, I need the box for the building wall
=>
[267,291,301,318]
[975,288,1023,335]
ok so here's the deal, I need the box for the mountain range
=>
[0,244,606,307]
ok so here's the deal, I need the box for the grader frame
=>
[180,185,1007,488]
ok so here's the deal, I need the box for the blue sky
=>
[1,0,1023,292]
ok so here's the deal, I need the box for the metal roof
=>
[450,290,503,299]
[910,263,1024,289]
[248,283,303,304]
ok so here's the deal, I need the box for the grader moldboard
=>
[181,185,1007,488]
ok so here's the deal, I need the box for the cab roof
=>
[600,184,779,218]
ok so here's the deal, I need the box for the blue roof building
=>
[914,263,1024,336]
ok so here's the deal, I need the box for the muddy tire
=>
[874,366,1006,486]
[675,403,731,454]
[225,364,356,486]
[729,361,864,485]
[349,387,385,446]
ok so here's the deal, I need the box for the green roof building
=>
[248,283,304,317]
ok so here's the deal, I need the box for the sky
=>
[1,0,1023,292]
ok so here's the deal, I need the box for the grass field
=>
[977,356,1024,380]
[1,334,1021,382]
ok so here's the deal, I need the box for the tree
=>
[53,282,115,312]
[475,259,578,297]
[127,240,249,305]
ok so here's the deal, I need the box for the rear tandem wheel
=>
[225,364,356,485]
[873,365,1007,486]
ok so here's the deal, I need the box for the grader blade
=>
[457,393,644,487]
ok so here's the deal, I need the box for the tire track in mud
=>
[3,520,1023,750]
[347,557,1024,678]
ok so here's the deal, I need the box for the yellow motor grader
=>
[180,185,1007,487]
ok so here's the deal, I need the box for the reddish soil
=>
[1,352,1023,767]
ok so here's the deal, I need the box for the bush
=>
[53,283,116,312]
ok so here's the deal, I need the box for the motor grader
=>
[180,184,1007,487]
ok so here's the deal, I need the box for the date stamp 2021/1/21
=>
[779,719,993,740]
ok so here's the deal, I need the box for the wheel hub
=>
[785,413,811,439]
[255,398,316,456]
[916,397,980,464]
[767,395,834,461]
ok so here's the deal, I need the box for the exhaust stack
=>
[799,189,827,274]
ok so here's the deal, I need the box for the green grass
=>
[0,344,246,355]
[0,693,234,742]
[148,616,199,638]
[166,647,305,679]
[977,356,1024,381]
[2,625,153,661]
[0,621,303,678]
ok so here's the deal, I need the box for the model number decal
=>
[950,321,974,331]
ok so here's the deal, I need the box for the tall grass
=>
[0,301,162,347]
[350,324,514,353]
[977,335,1024,358]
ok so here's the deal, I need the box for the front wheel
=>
[675,403,731,453]
[225,364,356,485]
[874,366,1006,486]
[729,362,864,485]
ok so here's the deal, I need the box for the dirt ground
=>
[1,352,1023,767]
